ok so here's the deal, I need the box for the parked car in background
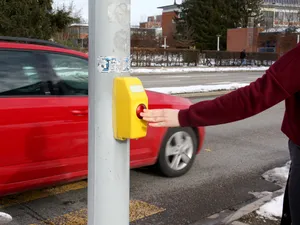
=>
[0,37,205,196]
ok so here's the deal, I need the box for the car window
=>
[0,50,45,96]
[46,53,88,95]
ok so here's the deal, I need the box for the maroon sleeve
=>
[178,45,300,127]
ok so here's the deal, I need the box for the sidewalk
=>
[229,161,289,225]
[193,162,289,225]
[238,212,280,225]
[229,188,284,225]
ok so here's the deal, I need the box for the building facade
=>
[139,15,162,29]
[261,0,300,28]
[67,24,89,39]
[63,24,89,48]
[131,27,163,47]
[227,26,300,56]
[157,1,181,47]
[227,28,263,52]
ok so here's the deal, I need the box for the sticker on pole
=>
[97,56,130,73]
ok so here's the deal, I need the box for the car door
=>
[42,52,89,174]
[0,49,76,195]
[42,51,148,169]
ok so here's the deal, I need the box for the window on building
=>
[80,26,89,34]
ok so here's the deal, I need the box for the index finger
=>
[142,109,165,117]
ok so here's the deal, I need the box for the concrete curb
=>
[231,222,250,225]
[222,188,285,224]
[191,188,284,225]
[172,90,232,98]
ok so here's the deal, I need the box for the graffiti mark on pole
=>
[108,3,130,25]
[97,56,130,73]
[114,30,130,53]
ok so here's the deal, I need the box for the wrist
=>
[178,109,191,127]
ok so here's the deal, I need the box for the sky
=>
[53,0,183,25]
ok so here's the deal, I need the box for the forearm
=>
[178,73,290,127]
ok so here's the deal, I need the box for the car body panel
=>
[0,41,205,196]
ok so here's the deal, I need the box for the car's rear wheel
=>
[157,127,198,177]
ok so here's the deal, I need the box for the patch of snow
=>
[131,66,270,74]
[256,194,284,221]
[254,161,291,221]
[262,161,290,188]
[146,83,249,94]
[249,191,272,199]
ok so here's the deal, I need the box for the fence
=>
[130,48,201,67]
[130,48,278,67]
[202,51,278,67]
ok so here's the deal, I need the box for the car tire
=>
[157,127,198,177]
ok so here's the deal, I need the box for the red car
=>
[0,37,205,196]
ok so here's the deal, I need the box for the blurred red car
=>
[0,37,205,196]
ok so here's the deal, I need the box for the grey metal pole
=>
[88,0,130,224]
[217,35,220,51]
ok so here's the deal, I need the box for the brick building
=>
[67,24,89,39]
[227,28,263,52]
[258,29,299,56]
[227,27,300,56]
[140,15,162,29]
[63,23,89,48]
[227,0,300,54]
[157,0,181,47]
[131,27,163,47]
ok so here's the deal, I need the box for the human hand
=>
[140,108,180,127]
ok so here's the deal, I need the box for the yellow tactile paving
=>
[32,200,165,225]
[1,180,165,224]
[0,181,88,209]
[129,200,165,222]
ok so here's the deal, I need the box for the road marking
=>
[205,149,212,152]
[0,180,87,209]
[32,200,165,224]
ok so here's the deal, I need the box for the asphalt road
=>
[131,97,289,225]
[134,71,264,88]
[1,95,290,225]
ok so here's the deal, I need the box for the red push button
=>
[136,104,146,119]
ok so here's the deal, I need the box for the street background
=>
[0,71,289,225]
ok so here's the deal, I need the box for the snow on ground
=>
[256,194,284,221]
[146,82,249,94]
[131,66,270,74]
[262,161,290,187]
[255,161,291,221]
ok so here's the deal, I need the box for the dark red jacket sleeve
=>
[178,45,300,127]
